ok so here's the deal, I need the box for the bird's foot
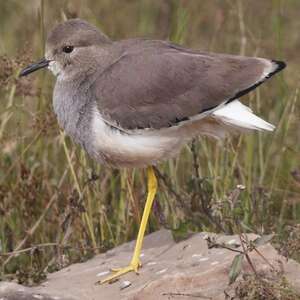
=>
[97,259,142,284]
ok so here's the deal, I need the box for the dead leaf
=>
[253,234,274,247]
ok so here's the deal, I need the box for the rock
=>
[0,282,73,300]
[1,229,300,300]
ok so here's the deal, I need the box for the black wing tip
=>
[225,59,286,105]
[262,60,286,81]
[271,60,287,74]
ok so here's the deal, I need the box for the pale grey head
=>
[21,19,111,79]
[46,19,111,79]
[20,18,286,168]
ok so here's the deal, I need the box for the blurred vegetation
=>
[0,0,299,286]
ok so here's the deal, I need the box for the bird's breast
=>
[53,81,93,148]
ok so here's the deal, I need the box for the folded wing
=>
[93,40,285,130]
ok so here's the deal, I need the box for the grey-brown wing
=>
[93,41,284,130]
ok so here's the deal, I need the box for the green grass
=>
[0,0,299,285]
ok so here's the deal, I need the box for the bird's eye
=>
[63,46,74,53]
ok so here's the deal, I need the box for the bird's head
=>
[20,18,111,79]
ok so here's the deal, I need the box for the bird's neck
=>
[53,76,95,147]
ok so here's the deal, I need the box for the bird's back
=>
[92,39,284,131]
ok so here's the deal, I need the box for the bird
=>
[20,18,286,284]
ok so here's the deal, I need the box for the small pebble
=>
[96,271,110,277]
[147,261,157,266]
[202,234,209,240]
[33,295,43,299]
[199,257,209,262]
[192,254,203,258]
[140,253,145,258]
[227,239,237,245]
[211,261,219,265]
[120,280,132,290]
[156,268,167,274]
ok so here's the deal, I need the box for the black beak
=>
[19,58,50,77]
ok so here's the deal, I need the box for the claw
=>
[97,260,141,285]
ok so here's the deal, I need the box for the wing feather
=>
[93,40,285,130]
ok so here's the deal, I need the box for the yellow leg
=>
[98,166,157,284]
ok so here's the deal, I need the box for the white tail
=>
[212,100,275,131]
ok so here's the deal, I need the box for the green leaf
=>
[229,254,243,284]
[172,222,193,242]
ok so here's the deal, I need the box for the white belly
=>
[91,110,184,168]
